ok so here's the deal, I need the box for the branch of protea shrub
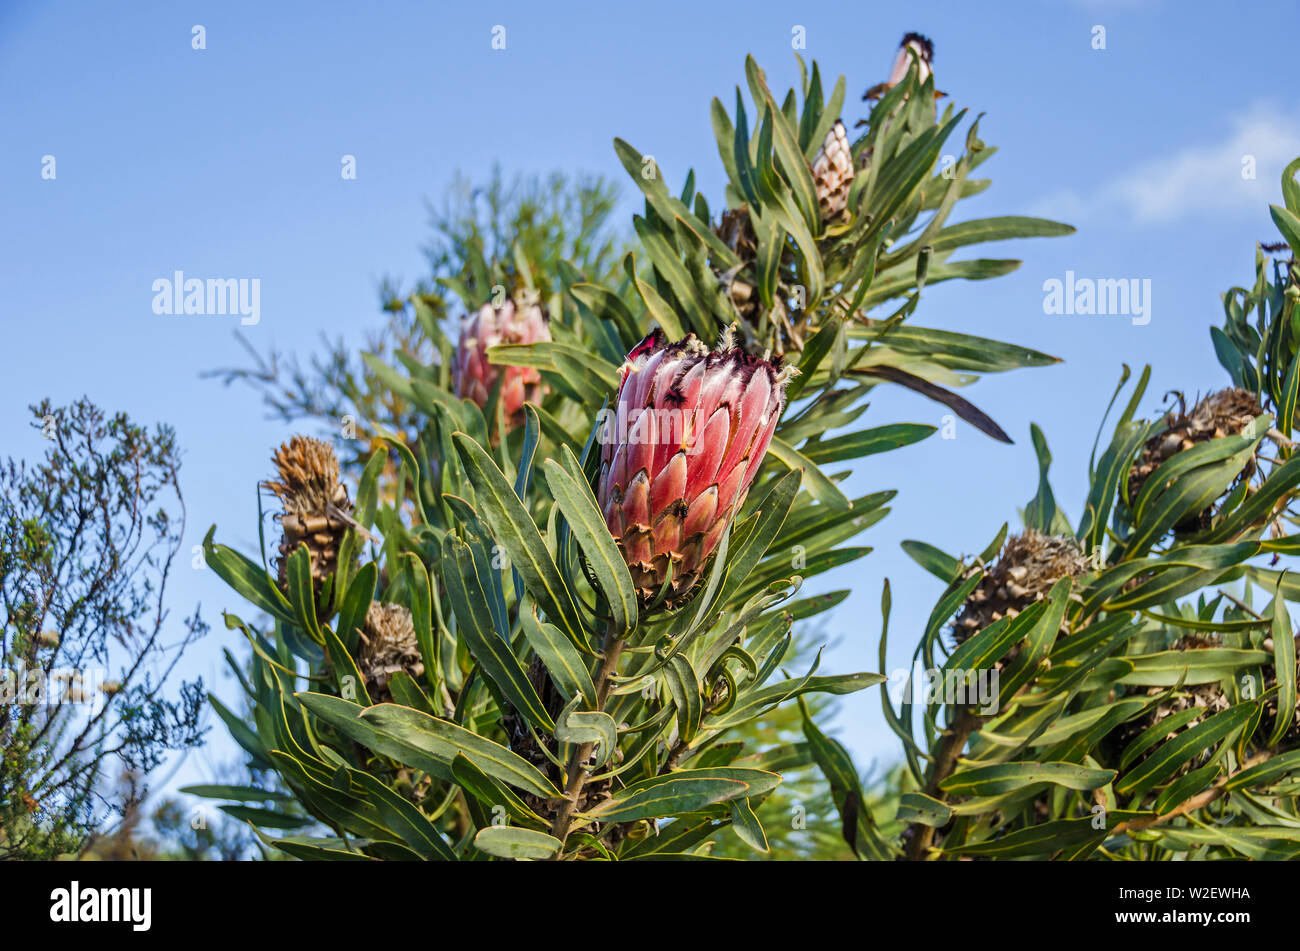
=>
[453,293,551,427]
[264,435,352,610]
[596,328,794,611]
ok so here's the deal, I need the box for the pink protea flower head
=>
[596,328,793,607]
[454,295,551,421]
[864,32,938,102]
[887,32,933,88]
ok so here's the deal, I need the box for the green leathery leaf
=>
[900,539,962,583]
[664,653,703,743]
[335,561,376,654]
[944,599,1048,677]
[800,699,891,859]
[1152,762,1222,816]
[520,605,597,705]
[1269,575,1296,746]
[219,805,312,830]
[570,282,641,349]
[767,436,849,509]
[1117,649,1270,687]
[728,797,770,853]
[620,817,721,858]
[442,535,554,732]
[939,762,1116,797]
[583,778,752,822]
[713,467,802,607]
[473,826,561,860]
[210,692,272,769]
[895,792,953,827]
[349,769,457,860]
[297,694,563,800]
[923,216,1075,256]
[451,753,549,829]
[179,784,291,803]
[374,427,431,525]
[624,254,687,341]
[801,423,936,464]
[1115,702,1257,801]
[710,670,883,730]
[1224,749,1300,790]
[452,433,585,645]
[553,695,617,769]
[542,453,638,636]
[203,526,295,625]
[401,553,438,694]
[941,815,1140,858]
[997,577,1073,703]
[1120,705,1206,770]
[322,616,370,706]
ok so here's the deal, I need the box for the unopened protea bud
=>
[265,436,352,597]
[596,329,792,607]
[811,120,854,220]
[863,32,938,102]
[453,296,551,422]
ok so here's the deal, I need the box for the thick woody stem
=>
[549,626,624,853]
[905,707,979,861]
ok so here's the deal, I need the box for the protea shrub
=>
[453,294,551,423]
[596,329,792,608]
[265,435,352,605]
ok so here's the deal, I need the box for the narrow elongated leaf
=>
[767,436,849,509]
[900,540,962,583]
[474,826,562,860]
[203,527,295,625]
[441,535,554,731]
[1269,576,1296,745]
[297,694,562,800]
[1116,702,1257,801]
[543,454,638,635]
[553,695,617,769]
[452,433,585,645]
[349,770,457,860]
[180,784,290,803]
[520,606,597,706]
[728,798,770,853]
[585,778,751,822]
[939,762,1116,797]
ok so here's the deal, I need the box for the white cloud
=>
[1031,101,1300,225]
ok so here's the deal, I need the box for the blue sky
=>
[3,0,1298,804]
